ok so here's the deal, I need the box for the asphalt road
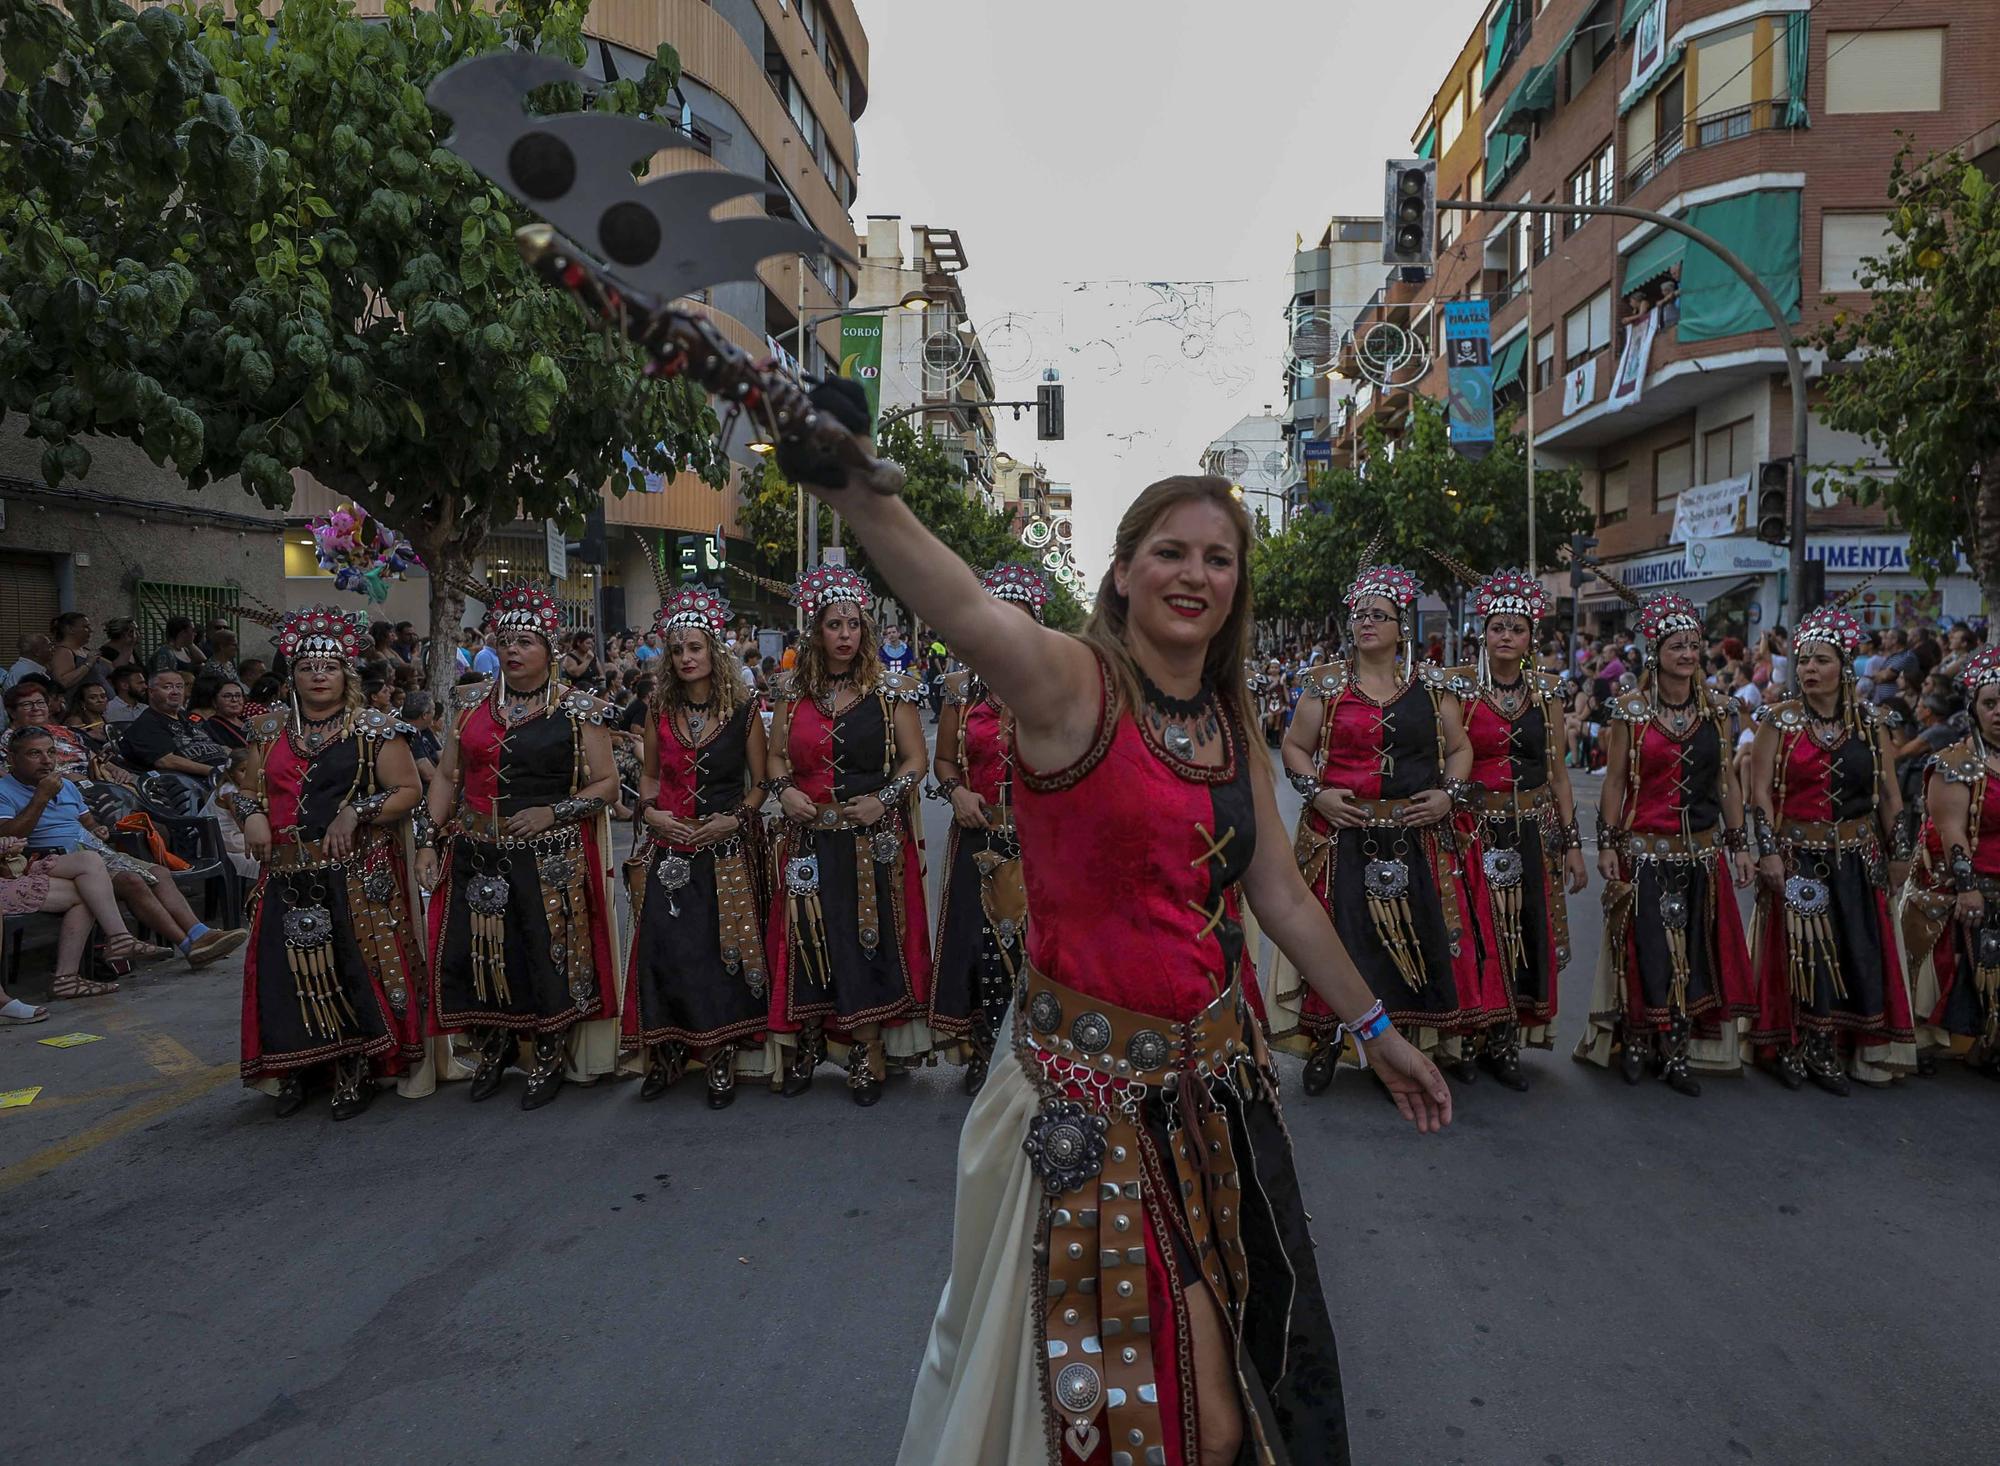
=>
[3,745,1995,1466]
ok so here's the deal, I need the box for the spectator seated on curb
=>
[0,728,246,969]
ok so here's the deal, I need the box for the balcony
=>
[1625,103,1791,195]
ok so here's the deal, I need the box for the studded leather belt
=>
[1778,815,1875,850]
[1019,967,1260,1466]
[1621,824,1723,860]
[1477,785,1554,819]
[447,807,582,849]
[1349,795,1424,825]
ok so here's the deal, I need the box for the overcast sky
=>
[850,0,1491,581]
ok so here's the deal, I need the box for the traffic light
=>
[1754,459,1791,544]
[1036,376,1065,442]
[1382,158,1437,268]
[1569,531,1599,590]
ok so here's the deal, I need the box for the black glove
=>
[775,376,874,491]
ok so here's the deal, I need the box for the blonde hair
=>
[1078,474,1260,737]
[795,601,882,702]
[651,627,744,721]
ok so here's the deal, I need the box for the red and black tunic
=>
[622,703,768,1051]
[1291,662,1505,1039]
[427,686,618,1036]
[1607,693,1756,1033]
[929,675,1020,1041]
[241,710,424,1082]
[1749,704,1911,1049]
[1011,657,1346,1464]
[765,676,932,1037]
[1909,740,2000,1041]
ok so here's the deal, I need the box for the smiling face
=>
[1112,498,1241,658]
[147,672,185,714]
[1348,594,1400,655]
[499,629,551,684]
[668,628,713,687]
[1483,612,1532,668]
[1655,629,1702,681]
[1796,644,1841,699]
[818,603,864,669]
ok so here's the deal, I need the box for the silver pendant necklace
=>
[684,696,716,740]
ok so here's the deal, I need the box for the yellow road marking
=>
[134,1030,207,1077]
[0,1063,233,1193]
[17,1075,181,1111]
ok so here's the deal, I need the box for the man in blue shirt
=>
[471,632,501,679]
[0,728,246,968]
[879,622,915,675]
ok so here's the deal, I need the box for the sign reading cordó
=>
[838,316,884,419]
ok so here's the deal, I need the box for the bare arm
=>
[933,701,964,784]
[1875,726,1902,836]
[1439,693,1472,782]
[48,646,92,692]
[1746,724,1780,827]
[369,737,425,826]
[424,709,463,830]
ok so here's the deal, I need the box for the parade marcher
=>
[765,388,1449,1465]
[763,563,933,1106]
[1575,578,1757,1097]
[229,603,428,1119]
[417,578,622,1110]
[1900,645,2000,1075]
[927,563,1046,1095]
[621,575,773,1110]
[1273,544,1506,1094]
[1431,557,1590,1089]
[1744,598,1915,1092]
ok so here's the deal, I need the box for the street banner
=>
[1302,438,1333,464]
[1561,357,1597,417]
[1443,300,1494,462]
[838,315,884,419]
[1631,0,1668,93]
[1670,474,1750,542]
[1607,306,1659,411]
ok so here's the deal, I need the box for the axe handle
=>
[516,225,907,496]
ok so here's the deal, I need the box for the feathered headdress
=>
[444,571,565,644]
[1346,534,1420,612]
[236,596,369,664]
[1428,550,1551,623]
[793,563,872,619]
[981,563,1050,621]
[636,538,732,641]
[1587,565,1701,645]
[1794,576,1876,662]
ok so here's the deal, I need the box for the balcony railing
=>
[1625,102,1790,194]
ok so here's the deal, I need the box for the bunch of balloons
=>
[309,504,419,604]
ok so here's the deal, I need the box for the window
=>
[1821,213,1894,293]
[1564,140,1614,234]
[1536,205,1553,263]
[1564,288,1613,362]
[1566,0,1616,98]
[1694,24,1756,126]
[1440,189,1461,248]
[1825,28,1945,113]
[1534,329,1556,391]
[1596,144,1614,208]
[1656,71,1686,159]
[1654,440,1693,515]
[1703,417,1756,480]
[1439,90,1464,154]
[1601,463,1630,525]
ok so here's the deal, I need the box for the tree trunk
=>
[400,496,491,713]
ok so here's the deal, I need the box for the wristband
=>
[1720,823,1748,853]
[1286,770,1319,800]
[760,776,795,797]
[347,791,390,826]
[931,777,963,802]
[1595,812,1626,852]
[878,772,919,808]
[1339,1000,1393,1070]
[1561,819,1582,854]
[552,795,606,824]
[1444,777,1485,811]
[1950,845,1976,894]
[1750,807,1777,860]
[227,793,267,821]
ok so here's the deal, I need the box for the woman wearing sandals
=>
[228,603,428,1121]
[417,578,622,1111]
[770,378,1449,1466]
[621,577,773,1110]
[1574,579,1757,1097]
[927,563,1047,1096]
[763,562,933,1107]
[1743,598,1915,1093]
[1273,546,1508,1095]
[0,832,160,1012]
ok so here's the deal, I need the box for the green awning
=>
[1417,124,1436,159]
[1480,0,1516,92]
[1492,333,1528,386]
[1618,42,1684,115]
[1494,58,1558,135]
[1619,0,1657,40]
[1483,129,1527,194]
[1623,227,1685,293]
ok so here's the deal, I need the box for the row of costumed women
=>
[225,548,2000,1122]
[226,556,1043,1118]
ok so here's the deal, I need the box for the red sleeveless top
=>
[1014,657,1256,1023]
[959,693,1012,806]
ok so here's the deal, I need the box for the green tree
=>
[0,0,722,702]
[1813,143,2000,603]
[1251,398,1588,631]
[738,419,1086,632]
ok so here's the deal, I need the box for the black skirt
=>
[927,824,1016,1040]
[626,841,766,1048]
[430,832,610,1034]
[243,867,402,1079]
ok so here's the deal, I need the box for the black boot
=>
[640,1041,687,1101]
[1479,1023,1529,1092]
[329,1057,376,1122]
[847,1037,883,1108]
[469,1028,511,1102]
[1773,1043,1806,1091]
[1301,1037,1338,1095]
[781,1022,823,1098]
[1618,1024,1650,1085]
[273,1073,309,1118]
[1804,1031,1849,1097]
[1661,1010,1701,1098]
[705,1050,738,1110]
[1448,1034,1480,1085]
[521,1033,567,1110]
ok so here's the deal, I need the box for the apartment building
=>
[1280,217,1378,517]
[1201,413,1289,527]
[1336,0,1999,639]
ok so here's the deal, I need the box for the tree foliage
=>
[0,0,722,700]
[1812,143,2000,602]
[738,419,1087,632]
[1250,397,1589,627]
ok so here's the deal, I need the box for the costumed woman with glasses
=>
[927,563,1047,1096]
[1900,645,2000,1077]
[1574,578,1757,1097]
[1744,596,1915,1093]
[621,569,773,1110]
[415,579,622,1111]
[762,377,1450,1466]
[230,603,428,1120]
[763,562,933,1106]
[1271,545,1506,1096]
[1430,556,1590,1090]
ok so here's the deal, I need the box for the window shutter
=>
[1825,29,1944,113]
